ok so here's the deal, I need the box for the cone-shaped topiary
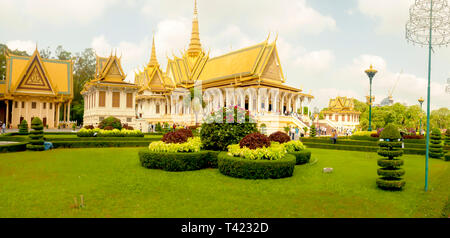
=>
[310,125,316,138]
[429,128,444,159]
[376,123,405,191]
[26,117,45,151]
[444,129,449,146]
[18,120,29,135]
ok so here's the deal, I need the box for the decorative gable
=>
[15,53,54,93]
[261,51,282,82]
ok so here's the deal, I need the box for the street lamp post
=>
[418,97,424,135]
[365,65,377,132]
[406,0,450,192]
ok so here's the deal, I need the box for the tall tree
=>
[55,45,71,60]
[0,44,29,81]
[39,46,52,59]
[430,107,450,129]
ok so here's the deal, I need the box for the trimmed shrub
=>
[26,117,45,151]
[201,106,258,151]
[77,128,144,137]
[376,124,405,191]
[176,128,194,139]
[148,137,202,153]
[445,129,450,146]
[310,125,316,137]
[98,116,122,130]
[138,150,218,171]
[228,143,286,160]
[103,126,114,131]
[84,125,95,129]
[269,131,291,144]
[218,152,296,179]
[289,150,311,165]
[122,124,134,130]
[283,140,306,152]
[162,131,188,144]
[18,120,29,135]
[444,152,450,162]
[239,132,270,149]
[0,142,28,153]
[429,128,444,159]
[155,122,163,132]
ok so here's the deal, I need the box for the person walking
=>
[290,127,295,140]
[0,121,4,134]
[295,127,299,140]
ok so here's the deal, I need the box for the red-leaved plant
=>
[239,132,271,149]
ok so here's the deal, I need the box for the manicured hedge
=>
[0,142,28,153]
[302,142,426,155]
[444,153,449,162]
[217,152,296,179]
[48,136,161,142]
[289,150,312,165]
[138,150,219,171]
[52,141,152,148]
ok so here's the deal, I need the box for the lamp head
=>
[365,65,378,79]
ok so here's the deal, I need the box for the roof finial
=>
[187,0,202,57]
[266,32,271,42]
[194,0,198,16]
[274,32,279,43]
[148,33,159,67]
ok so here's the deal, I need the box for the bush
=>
[445,129,450,146]
[227,143,286,160]
[239,132,271,149]
[218,152,296,179]
[148,137,202,153]
[98,116,122,130]
[176,128,194,138]
[77,128,144,137]
[444,152,450,161]
[162,131,188,144]
[139,150,218,171]
[310,125,316,137]
[289,150,311,165]
[155,122,163,132]
[18,120,29,135]
[268,131,291,144]
[122,124,134,130]
[377,124,405,191]
[201,106,258,151]
[26,117,45,151]
[0,142,28,153]
[103,126,114,131]
[283,140,306,152]
[429,128,444,159]
[84,125,94,130]
[403,135,425,139]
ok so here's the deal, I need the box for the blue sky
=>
[1,0,449,110]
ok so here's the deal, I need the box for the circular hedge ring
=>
[289,150,312,165]
[376,178,406,191]
[218,152,296,179]
[377,168,405,178]
[377,159,404,168]
[138,150,217,171]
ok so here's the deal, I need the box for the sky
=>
[1,0,449,111]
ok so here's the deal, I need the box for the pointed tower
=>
[148,34,159,67]
[187,0,203,57]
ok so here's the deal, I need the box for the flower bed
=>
[77,128,144,137]
[217,152,296,179]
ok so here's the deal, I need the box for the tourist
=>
[295,127,299,140]
[0,121,3,134]
[290,127,295,140]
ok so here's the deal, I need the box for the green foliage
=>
[155,122,163,132]
[148,137,202,153]
[0,142,28,153]
[77,128,144,137]
[139,150,218,171]
[380,124,401,140]
[310,125,316,137]
[445,129,450,146]
[289,150,311,165]
[227,143,286,160]
[430,128,444,159]
[377,123,405,191]
[18,120,29,135]
[218,152,296,179]
[444,152,450,161]
[283,140,306,152]
[98,116,122,130]
[26,117,45,151]
[200,107,258,151]
[284,126,290,133]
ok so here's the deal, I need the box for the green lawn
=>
[0,147,448,218]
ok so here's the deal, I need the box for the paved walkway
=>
[0,141,19,145]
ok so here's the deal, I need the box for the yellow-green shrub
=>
[283,140,306,152]
[148,137,202,153]
[227,143,286,160]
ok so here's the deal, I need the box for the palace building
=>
[81,53,139,128]
[0,48,73,129]
[133,0,315,134]
[321,96,361,130]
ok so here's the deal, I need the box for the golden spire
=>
[148,34,159,67]
[187,0,202,57]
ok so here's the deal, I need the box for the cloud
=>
[6,40,36,55]
[0,0,119,28]
[293,50,335,72]
[357,0,413,34]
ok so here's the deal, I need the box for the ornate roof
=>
[322,96,360,114]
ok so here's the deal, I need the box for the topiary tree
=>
[26,117,45,151]
[376,124,405,191]
[155,122,162,132]
[201,106,258,151]
[310,125,316,138]
[98,116,122,130]
[429,128,444,159]
[444,129,450,146]
[18,120,29,135]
